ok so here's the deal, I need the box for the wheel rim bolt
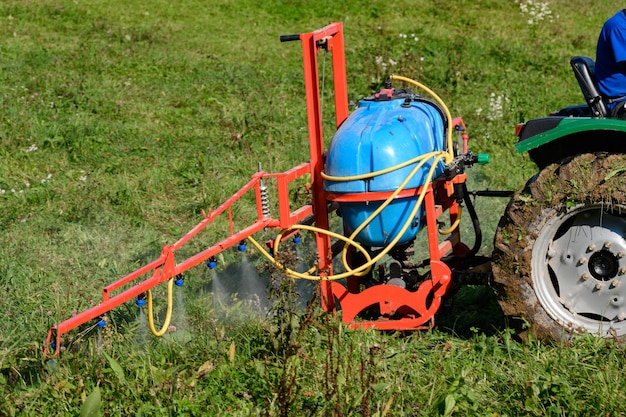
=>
[547,249,556,258]
[587,244,597,252]
[595,282,605,291]
[611,279,621,289]
[577,257,587,266]
[620,267,626,276]
[619,312,626,321]
[618,251,626,259]
[581,273,590,281]
[604,241,613,250]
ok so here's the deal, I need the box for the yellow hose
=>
[320,151,442,182]
[147,278,174,336]
[389,74,454,161]
[247,76,461,281]
[248,152,447,281]
[438,206,462,235]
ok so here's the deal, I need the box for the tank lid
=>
[363,88,415,102]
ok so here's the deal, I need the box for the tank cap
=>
[364,88,415,102]
[374,88,394,100]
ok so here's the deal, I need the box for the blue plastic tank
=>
[324,89,446,247]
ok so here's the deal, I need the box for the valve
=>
[174,274,185,287]
[207,256,217,269]
[136,292,147,307]
[238,240,247,252]
[96,317,106,328]
[293,233,301,245]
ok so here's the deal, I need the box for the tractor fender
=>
[516,117,626,169]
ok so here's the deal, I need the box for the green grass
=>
[1,0,625,415]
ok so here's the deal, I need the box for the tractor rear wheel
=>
[492,153,626,343]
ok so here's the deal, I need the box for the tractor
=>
[44,23,626,356]
[492,56,626,343]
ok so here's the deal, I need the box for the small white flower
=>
[79,176,87,182]
[518,0,555,25]
[26,144,38,152]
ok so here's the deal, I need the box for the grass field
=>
[1,0,625,415]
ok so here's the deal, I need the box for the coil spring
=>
[260,182,270,218]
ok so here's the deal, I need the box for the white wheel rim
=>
[532,204,626,337]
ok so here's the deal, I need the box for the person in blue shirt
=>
[595,10,626,118]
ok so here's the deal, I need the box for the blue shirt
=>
[596,10,626,103]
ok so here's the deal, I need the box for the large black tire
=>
[492,153,626,343]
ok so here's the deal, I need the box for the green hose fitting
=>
[477,153,490,165]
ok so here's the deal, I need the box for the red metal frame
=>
[45,22,471,356]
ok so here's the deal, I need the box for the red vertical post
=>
[299,22,349,310]
[328,23,349,128]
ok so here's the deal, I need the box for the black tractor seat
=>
[569,56,609,117]
[570,56,609,118]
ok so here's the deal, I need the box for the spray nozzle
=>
[293,233,302,245]
[96,317,106,328]
[136,293,147,307]
[207,256,217,269]
[174,274,185,287]
[238,240,247,252]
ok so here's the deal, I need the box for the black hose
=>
[462,182,483,257]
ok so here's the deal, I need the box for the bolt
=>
[611,279,621,289]
[577,257,587,266]
[581,273,590,281]
[619,251,626,259]
[595,282,605,291]
[587,244,597,252]
[620,267,626,276]
[604,241,613,250]
[547,249,556,258]
[619,312,626,321]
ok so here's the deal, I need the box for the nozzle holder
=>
[207,257,217,269]
[136,293,147,307]
[174,274,185,287]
